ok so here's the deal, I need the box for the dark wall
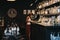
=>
[31,23,47,40]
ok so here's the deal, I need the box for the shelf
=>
[31,20,54,26]
[39,13,60,16]
[37,6,60,16]
[37,0,60,9]
[31,18,60,27]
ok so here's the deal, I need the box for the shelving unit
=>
[37,0,60,9]
[31,0,60,26]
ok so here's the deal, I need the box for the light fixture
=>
[46,2,49,5]
[7,0,16,1]
[28,10,31,14]
[23,10,27,14]
[30,3,33,6]
[32,10,35,14]
[39,5,42,8]
[45,11,48,14]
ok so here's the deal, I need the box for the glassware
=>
[50,32,60,40]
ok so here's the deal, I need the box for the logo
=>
[8,8,17,18]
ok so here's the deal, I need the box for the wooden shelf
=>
[31,21,54,26]
[39,13,60,16]
[37,0,60,9]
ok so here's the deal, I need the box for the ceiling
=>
[0,0,43,18]
[0,0,43,9]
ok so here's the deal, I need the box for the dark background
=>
[0,0,60,40]
[0,0,43,24]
